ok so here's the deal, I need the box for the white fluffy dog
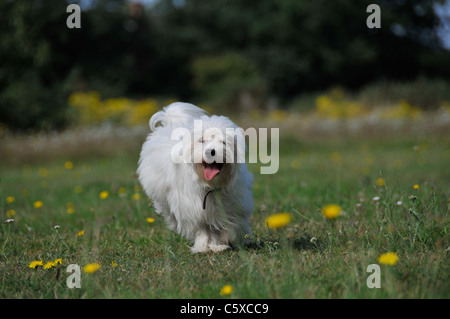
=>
[137,102,253,253]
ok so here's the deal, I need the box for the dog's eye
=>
[222,141,226,145]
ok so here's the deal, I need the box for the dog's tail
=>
[149,102,208,131]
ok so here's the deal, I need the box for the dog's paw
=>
[207,244,230,253]
[190,245,209,254]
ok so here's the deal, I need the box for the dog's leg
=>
[207,230,230,252]
[190,228,210,253]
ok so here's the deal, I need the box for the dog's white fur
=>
[137,102,253,253]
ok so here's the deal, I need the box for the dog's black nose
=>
[211,149,215,156]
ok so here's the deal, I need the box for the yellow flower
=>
[265,213,292,229]
[99,191,109,199]
[29,260,43,269]
[6,209,16,218]
[322,204,341,219]
[33,201,44,209]
[66,202,75,214]
[83,263,101,273]
[38,168,49,178]
[413,184,420,190]
[146,217,155,223]
[118,187,126,195]
[132,193,141,201]
[376,178,385,187]
[111,261,118,268]
[43,262,56,269]
[330,152,342,165]
[77,230,84,237]
[53,258,62,265]
[290,160,301,170]
[6,196,15,204]
[74,185,83,193]
[378,252,399,266]
[220,285,233,296]
[65,161,74,170]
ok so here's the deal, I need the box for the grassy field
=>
[0,125,449,299]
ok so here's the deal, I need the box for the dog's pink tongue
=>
[204,167,220,180]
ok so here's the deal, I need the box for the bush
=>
[191,52,266,111]
[68,91,160,126]
[0,71,70,131]
[357,78,450,110]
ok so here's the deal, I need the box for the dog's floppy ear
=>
[149,102,208,131]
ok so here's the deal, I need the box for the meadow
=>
[0,102,449,299]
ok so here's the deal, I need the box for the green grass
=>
[0,132,449,299]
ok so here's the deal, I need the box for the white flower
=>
[396,201,402,205]
[372,196,380,201]
[310,237,317,243]
[54,225,60,229]
[356,203,362,207]
[5,219,15,223]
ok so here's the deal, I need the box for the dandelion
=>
[38,168,49,178]
[65,161,74,170]
[83,263,101,274]
[6,196,15,204]
[330,152,342,165]
[74,186,83,193]
[43,262,56,269]
[6,209,15,218]
[132,193,141,201]
[99,191,109,199]
[265,213,292,229]
[378,252,399,266]
[290,160,301,170]
[118,187,127,197]
[111,261,118,268]
[413,184,420,190]
[220,285,233,296]
[53,258,62,265]
[33,201,43,209]
[54,225,60,229]
[66,202,75,214]
[77,230,84,237]
[321,204,341,219]
[146,217,155,223]
[29,260,43,269]
[375,178,385,187]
